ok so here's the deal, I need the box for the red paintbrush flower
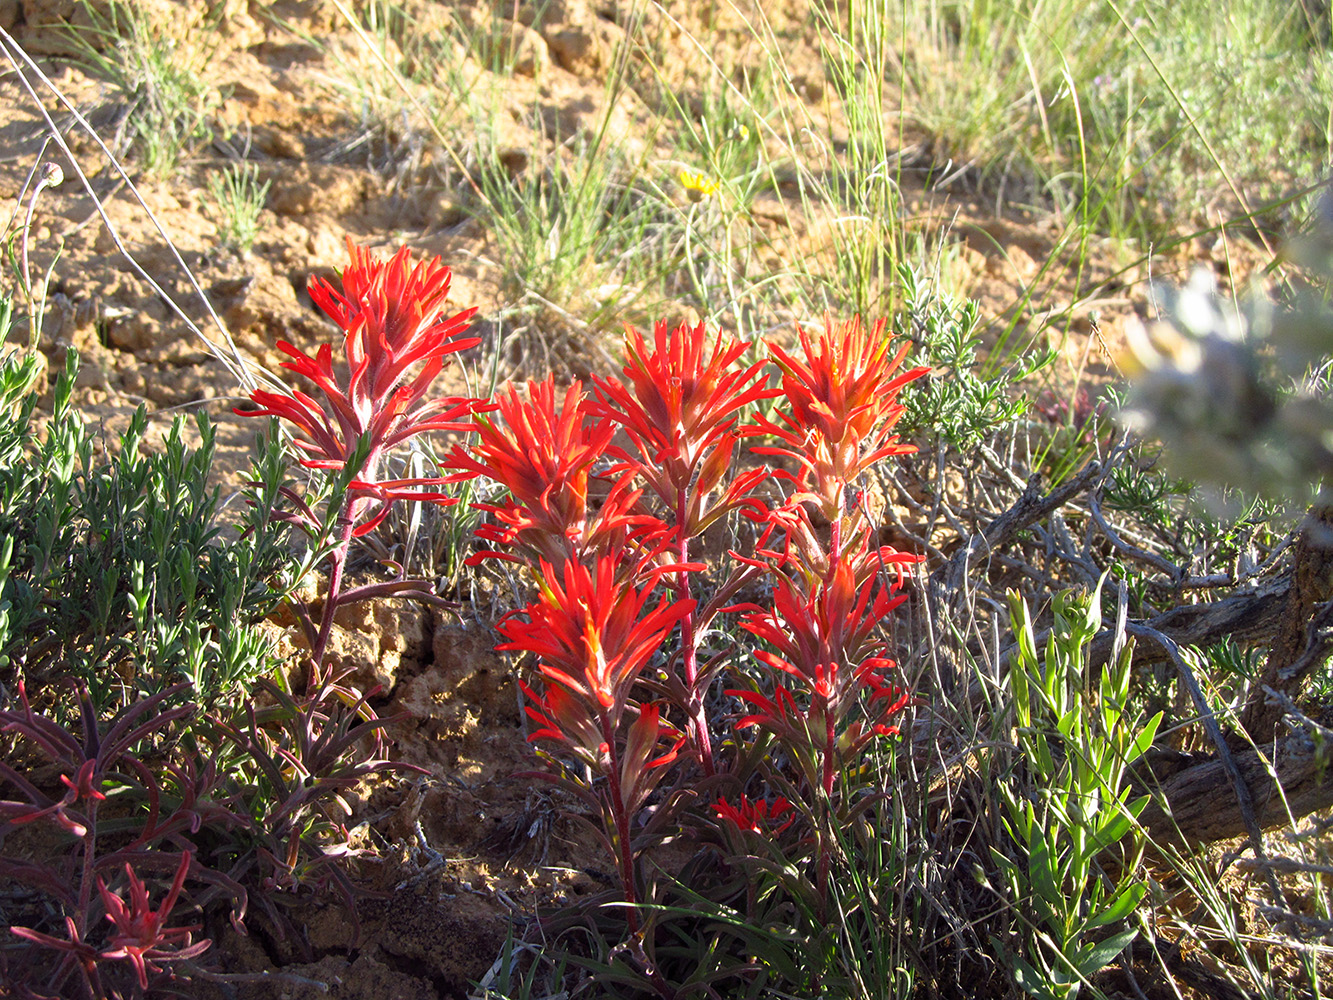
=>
[713,794,795,836]
[737,549,907,694]
[590,319,776,529]
[504,554,691,924]
[445,377,657,565]
[752,314,928,517]
[589,318,777,776]
[728,549,913,795]
[498,553,695,719]
[307,240,480,426]
[521,679,605,762]
[238,240,482,489]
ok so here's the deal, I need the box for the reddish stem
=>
[674,497,714,776]
[310,446,382,682]
[598,710,641,937]
[816,502,844,920]
[76,798,98,939]
[310,514,356,681]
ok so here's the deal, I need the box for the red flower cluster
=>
[234,241,931,947]
[499,554,693,722]
[497,551,691,924]
[239,239,483,535]
[719,313,924,822]
[753,314,927,521]
[444,377,646,566]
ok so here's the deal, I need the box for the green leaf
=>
[1093,809,1133,848]
[1086,883,1146,929]
[1013,952,1074,1000]
[1027,825,1063,908]
[1073,927,1138,976]
[1127,711,1164,763]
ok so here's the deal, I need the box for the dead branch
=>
[1241,502,1333,743]
[1136,726,1333,848]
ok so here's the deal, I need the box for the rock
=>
[376,887,508,996]
[267,164,369,218]
[421,191,466,229]
[462,10,551,79]
[793,73,824,103]
[508,21,550,77]
[17,0,258,59]
[431,623,510,717]
[278,595,433,696]
[497,147,529,176]
[104,300,166,352]
[391,623,515,733]
[304,224,346,264]
[256,0,344,36]
[254,126,307,160]
[208,262,328,365]
[520,0,623,76]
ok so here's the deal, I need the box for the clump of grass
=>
[890,0,1332,243]
[1078,0,1333,235]
[471,136,678,371]
[65,0,220,177]
[205,161,270,255]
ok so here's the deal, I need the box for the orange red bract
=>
[307,240,480,414]
[753,314,928,517]
[496,554,694,719]
[239,239,482,486]
[444,377,653,566]
[714,794,795,836]
[591,319,775,496]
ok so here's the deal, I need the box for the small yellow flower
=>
[678,169,719,202]
[737,123,750,142]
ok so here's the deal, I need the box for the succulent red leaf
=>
[96,852,208,990]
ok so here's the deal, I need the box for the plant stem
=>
[310,513,356,682]
[599,710,640,937]
[816,505,843,922]
[674,504,714,776]
[817,704,835,921]
[77,800,97,938]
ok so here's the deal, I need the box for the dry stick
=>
[1125,623,1290,913]
[1088,437,1289,593]
[1,139,51,236]
[922,460,1102,695]
[0,27,266,393]
[1088,489,1231,590]
[942,459,1102,594]
[1255,906,1333,936]
[1242,503,1333,744]
[1239,855,1333,877]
